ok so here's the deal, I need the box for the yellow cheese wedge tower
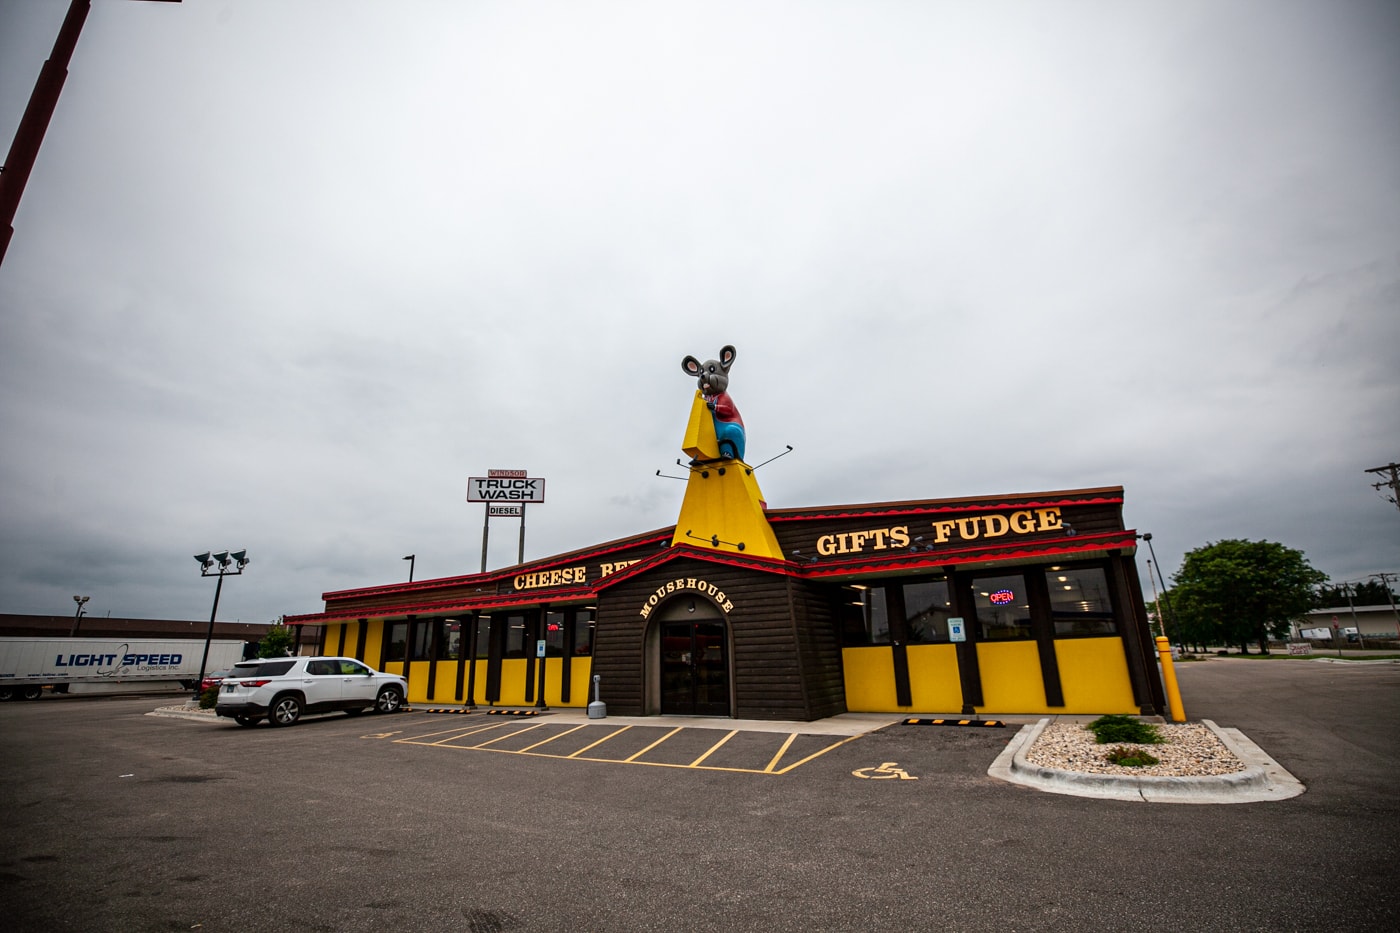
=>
[672,390,784,560]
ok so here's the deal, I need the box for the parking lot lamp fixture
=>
[192,550,248,701]
[70,595,89,636]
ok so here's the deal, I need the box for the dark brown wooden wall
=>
[784,579,848,720]
[593,556,839,720]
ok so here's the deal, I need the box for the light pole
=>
[69,595,89,636]
[191,549,248,701]
[1136,533,1179,644]
[403,554,415,582]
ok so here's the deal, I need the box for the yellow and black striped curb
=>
[901,718,1005,728]
[416,707,544,717]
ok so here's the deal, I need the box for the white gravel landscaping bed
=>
[1023,721,1247,777]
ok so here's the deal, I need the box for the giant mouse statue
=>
[682,345,745,461]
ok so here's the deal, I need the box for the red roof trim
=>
[766,494,1123,524]
[320,529,673,602]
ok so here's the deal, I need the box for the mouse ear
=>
[718,345,736,371]
[681,355,702,377]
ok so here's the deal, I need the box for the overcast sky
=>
[1,0,1396,625]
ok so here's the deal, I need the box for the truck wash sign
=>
[466,476,546,503]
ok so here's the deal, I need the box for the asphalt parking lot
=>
[1,659,1397,932]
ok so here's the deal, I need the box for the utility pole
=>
[1365,462,1400,514]
[1371,572,1400,638]
[1342,582,1365,649]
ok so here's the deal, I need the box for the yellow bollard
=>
[1155,636,1187,722]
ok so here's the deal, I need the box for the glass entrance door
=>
[660,621,729,716]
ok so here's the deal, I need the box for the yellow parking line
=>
[397,723,500,742]
[421,722,516,746]
[625,726,684,762]
[688,730,738,767]
[518,723,589,753]
[468,723,547,748]
[567,724,633,757]
[773,734,864,774]
[762,733,799,772]
[387,722,862,776]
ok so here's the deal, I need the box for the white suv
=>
[214,656,407,727]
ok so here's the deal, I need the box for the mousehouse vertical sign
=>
[466,469,547,572]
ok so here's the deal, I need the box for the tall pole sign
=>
[466,470,546,572]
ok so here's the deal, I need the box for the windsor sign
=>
[467,470,546,503]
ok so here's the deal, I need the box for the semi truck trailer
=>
[0,637,249,700]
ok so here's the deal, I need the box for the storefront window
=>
[972,574,1032,640]
[905,580,953,643]
[440,619,463,659]
[410,620,432,660]
[573,610,595,656]
[384,622,407,662]
[545,611,566,657]
[472,616,490,659]
[504,614,529,658]
[1047,566,1117,636]
[838,586,889,645]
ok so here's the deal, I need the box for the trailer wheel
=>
[0,687,14,701]
[19,686,43,700]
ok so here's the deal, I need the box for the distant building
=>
[0,614,322,654]
[1298,606,1400,641]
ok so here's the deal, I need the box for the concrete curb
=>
[147,705,222,723]
[988,718,1306,804]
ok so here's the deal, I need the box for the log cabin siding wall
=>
[785,578,848,719]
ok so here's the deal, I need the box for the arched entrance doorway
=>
[648,599,731,716]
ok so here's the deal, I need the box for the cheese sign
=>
[467,476,546,503]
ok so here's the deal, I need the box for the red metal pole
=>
[0,0,91,268]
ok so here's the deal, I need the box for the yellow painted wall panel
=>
[363,620,385,670]
[543,657,594,708]
[1053,638,1138,713]
[906,644,964,712]
[426,662,459,704]
[837,637,1140,715]
[404,662,428,703]
[841,647,899,711]
[342,623,360,660]
[568,657,594,707]
[497,659,530,707]
[463,661,487,706]
[976,641,1052,713]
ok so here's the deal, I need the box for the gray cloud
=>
[1,0,1396,622]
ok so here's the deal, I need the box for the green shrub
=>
[1105,745,1160,767]
[199,686,219,709]
[1086,714,1163,745]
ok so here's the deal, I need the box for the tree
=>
[257,618,297,658]
[1170,539,1326,654]
[1313,579,1396,608]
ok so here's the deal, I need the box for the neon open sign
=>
[989,589,1015,605]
